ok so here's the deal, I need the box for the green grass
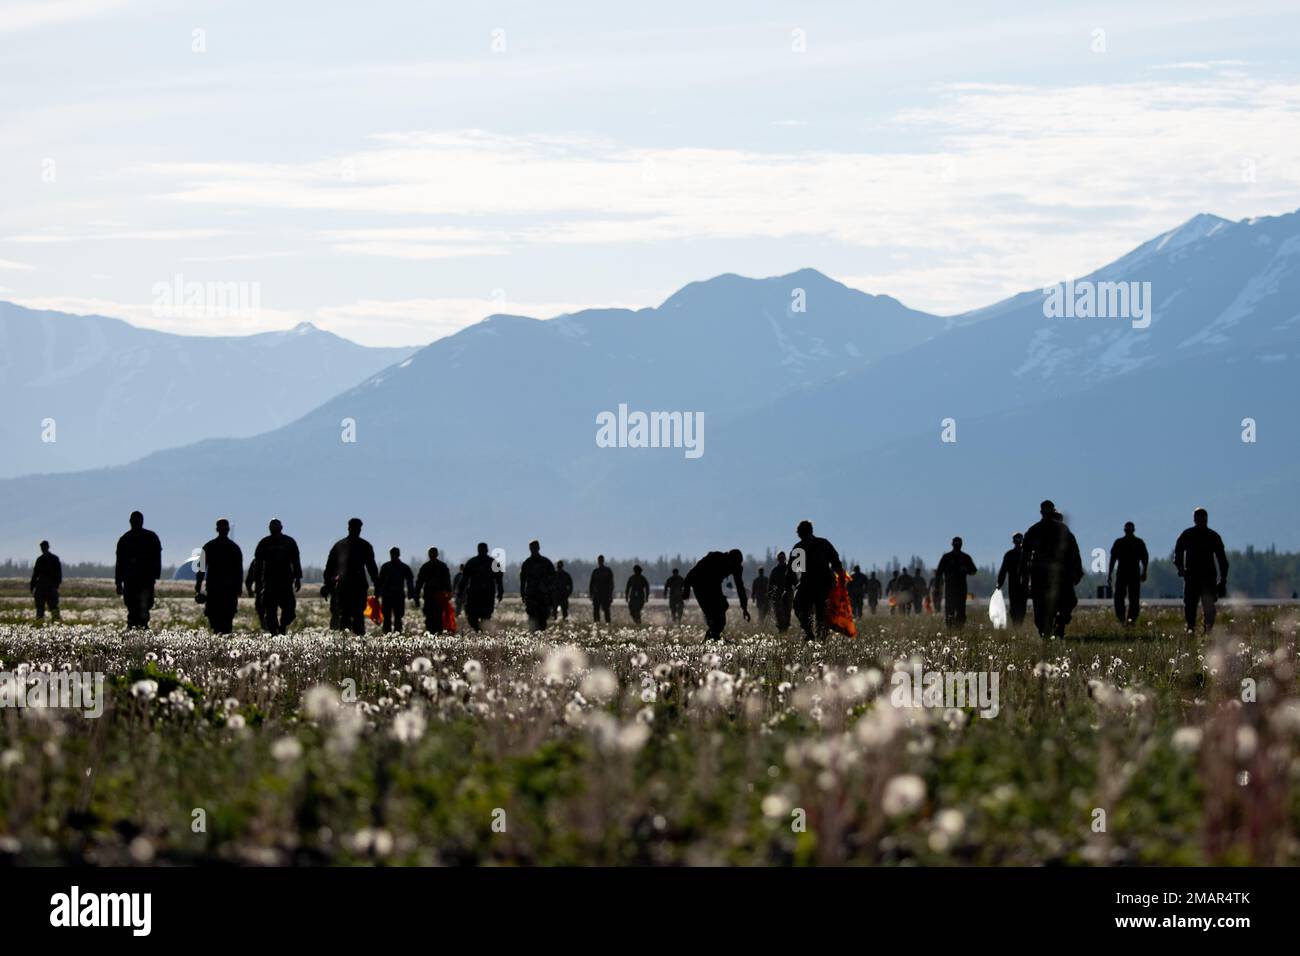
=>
[0,580,1296,865]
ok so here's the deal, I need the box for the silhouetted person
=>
[553,560,573,620]
[1020,500,1084,639]
[935,537,978,628]
[893,569,914,615]
[997,533,1029,626]
[1108,521,1150,626]
[865,571,882,614]
[378,547,416,633]
[453,564,466,615]
[196,518,244,635]
[663,568,686,624]
[414,547,452,634]
[1174,507,1229,634]
[684,549,749,641]
[250,518,302,635]
[751,567,770,622]
[421,546,457,634]
[589,555,614,623]
[786,520,843,641]
[768,552,793,632]
[520,540,557,632]
[115,511,162,629]
[625,563,650,624]
[911,568,927,614]
[458,542,503,631]
[886,570,901,614]
[30,540,62,622]
[930,573,944,616]
[847,565,866,618]
[323,518,380,636]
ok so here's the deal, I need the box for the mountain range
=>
[0,304,415,478]
[2,208,1298,569]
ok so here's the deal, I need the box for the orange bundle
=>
[825,571,857,638]
[437,591,458,634]
[364,595,383,623]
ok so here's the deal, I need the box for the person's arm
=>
[1174,532,1186,577]
[494,567,504,602]
[322,545,337,595]
[1138,541,1149,581]
[964,554,977,577]
[829,544,843,576]
[1070,536,1084,584]
[291,542,303,590]
[1215,535,1229,593]
[151,534,163,581]
[735,571,749,615]
[1107,544,1117,583]
[195,545,207,595]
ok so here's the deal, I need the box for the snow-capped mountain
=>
[2,209,1297,567]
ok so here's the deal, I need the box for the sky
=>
[3,0,1300,346]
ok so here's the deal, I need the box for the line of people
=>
[26,503,1231,641]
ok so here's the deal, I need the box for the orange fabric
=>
[437,591,458,634]
[825,571,857,638]
[364,595,383,622]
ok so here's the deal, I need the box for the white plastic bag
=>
[988,588,1008,629]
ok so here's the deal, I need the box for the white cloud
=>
[315,296,637,346]
[120,72,1300,316]
[6,229,233,243]
[0,0,139,35]
[8,293,632,348]
[9,295,306,338]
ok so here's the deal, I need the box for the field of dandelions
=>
[1,579,1297,866]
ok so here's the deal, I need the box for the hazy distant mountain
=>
[0,305,416,478]
[3,210,1298,569]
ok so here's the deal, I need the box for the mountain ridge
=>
[3,209,1297,566]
